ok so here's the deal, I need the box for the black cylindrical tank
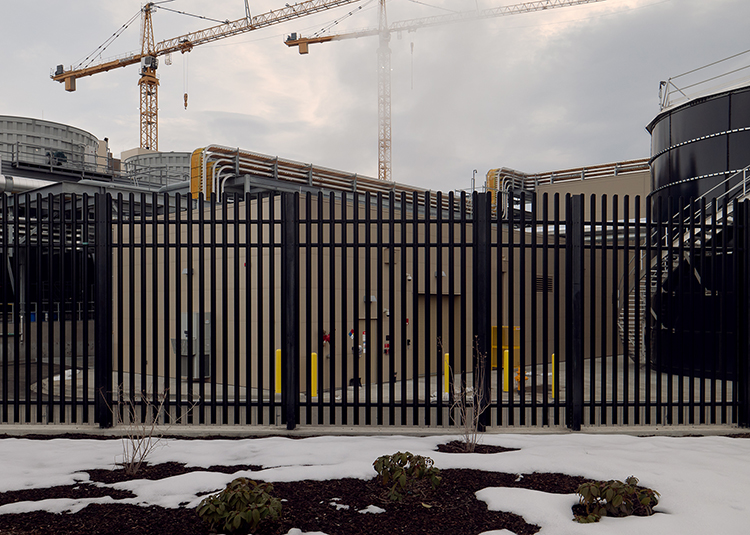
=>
[647,85,750,214]
[645,86,750,380]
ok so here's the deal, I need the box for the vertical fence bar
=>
[739,200,750,427]
[328,192,337,425]
[304,193,313,424]
[387,191,396,425]
[255,195,265,424]
[400,192,408,425]
[353,192,361,425]
[459,193,468,424]
[474,193,492,431]
[316,192,325,424]
[720,200,729,423]
[598,196,607,425]
[45,194,54,423]
[221,196,229,423]
[364,192,372,425]
[94,194,113,428]
[677,197,685,425]
[248,193,258,425]
[436,192,444,426]
[233,194,242,424]
[634,197,641,425]
[340,193,348,424]
[667,197,677,424]
[151,192,160,419]
[12,196,20,423]
[127,194,135,411]
[610,196,619,425]
[566,194,584,430]
[411,193,419,424]
[588,195,597,424]
[174,195,183,423]
[140,194,148,421]
[59,193,68,423]
[186,195,195,423]
[209,197,218,424]
[162,194,172,423]
[281,192,299,430]
[518,192,527,425]
[692,198,704,425]
[623,195,630,425]
[423,191,432,426]
[655,197,664,424]
[507,189,516,425]
[197,194,207,423]
[530,192,538,425]
[448,193,457,426]
[541,193,550,426]
[645,196,653,425]
[71,194,80,423]
[375,193,384,425]
[269,195,277,424]
[1,195,7,422]
[23,193,32,422]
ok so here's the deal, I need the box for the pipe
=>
[0,174,56,193]
[157,180,191,193]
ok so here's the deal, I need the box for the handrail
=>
[616,163,750,362]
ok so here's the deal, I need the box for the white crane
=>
[286,0,608,181]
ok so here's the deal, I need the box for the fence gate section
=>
[0,191,748,429]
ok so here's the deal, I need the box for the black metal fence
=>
[0,191,748,429]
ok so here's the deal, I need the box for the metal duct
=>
[0,174,56,193]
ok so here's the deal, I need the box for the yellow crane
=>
[285,0,607,181]
[51,0,364,151]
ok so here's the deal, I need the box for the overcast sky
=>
[2,0,749,192]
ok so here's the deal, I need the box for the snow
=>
[0,432,748,535]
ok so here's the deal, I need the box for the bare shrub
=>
[449,338,490,453]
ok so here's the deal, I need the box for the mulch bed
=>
[0,438,589,535]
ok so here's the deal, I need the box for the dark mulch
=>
[436,440,520,454]
[0,439,589,535]
[86,462,263,485]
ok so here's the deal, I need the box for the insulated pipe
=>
[0,174,56,193]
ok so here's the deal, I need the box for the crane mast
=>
[286,0,608,180]
[140,3,159,150]
[377,0,391,182]
[51,0,364,151]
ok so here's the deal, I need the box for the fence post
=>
[281,192,300,430]
[94,193,113,428]
[473,192,492,431]
[738,201,750,428]
[566,194,584,430]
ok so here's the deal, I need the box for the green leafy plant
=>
[373,451,442,501]
[574,476,660,523]
[197,477,282,534]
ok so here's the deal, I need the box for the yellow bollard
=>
[311,352,318,398]
[551,353,555,399]
[444,354,450,395]
[503,349,510,392]
[275,349,282,394]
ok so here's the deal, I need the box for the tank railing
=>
[4,141,188,189]
[9,141,113,176]
[616,162,750,364]
[658,48,750,111]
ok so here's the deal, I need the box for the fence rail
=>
[0,191,748,429]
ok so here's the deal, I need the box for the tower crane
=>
[51,0,364,152]
[285,0,607,181]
